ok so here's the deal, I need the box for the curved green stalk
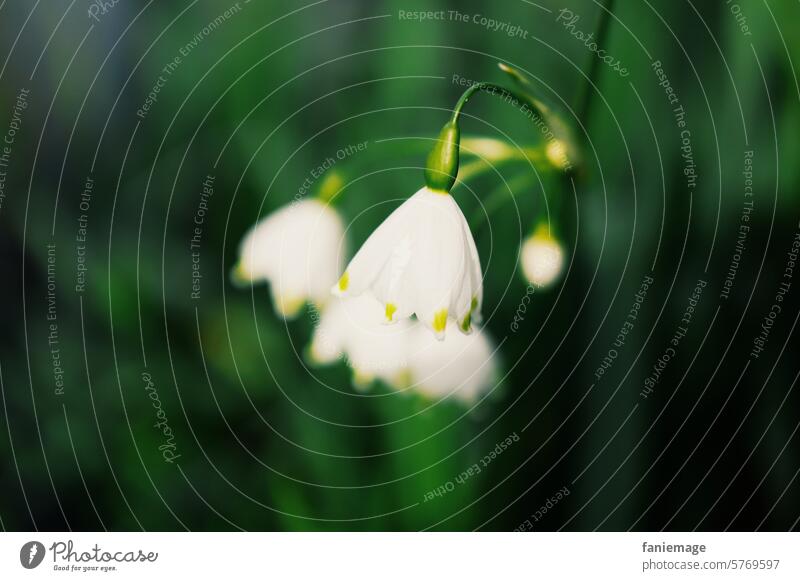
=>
[468,173,536,231]
[575,0,616,129]
[425,76,580,193]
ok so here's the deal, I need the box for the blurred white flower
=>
[233,199,346,318]
[333,187,482,340]
[545,139,570,170]
[521,224,564,288]
[309,293,415,388]
[407,322,498,403]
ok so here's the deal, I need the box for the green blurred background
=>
[1,0,799,531]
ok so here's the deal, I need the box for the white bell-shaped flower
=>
[406,322,498,403]
[333,187,482,340]
[309,293,414,388]
[235,199,346,318]
[521,223,564,288]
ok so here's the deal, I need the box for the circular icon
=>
[19,541,45,569]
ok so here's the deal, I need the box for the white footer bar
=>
[1,532,797,579]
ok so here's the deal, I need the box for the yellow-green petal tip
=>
[460,312,472,333]
[433,309,448,334]
[337,271,349,292]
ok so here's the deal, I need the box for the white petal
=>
[408,192,467,337]
[333,198,412,298]
[521,230,564,288]
[457,206,484,323]
[309,300,347,364]
[310,294,415,387]
[407,322,498,403]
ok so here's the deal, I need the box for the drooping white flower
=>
[333,187,482,340]
[309,293,414,388]
[521,223,564,288]
[406,322,498,403]
[234,199,346,318]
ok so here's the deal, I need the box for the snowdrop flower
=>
[234,198,346,318]
[332,186,483,340]
[521,223,564,288]
[309,293,415,388]
[406,322,498,403]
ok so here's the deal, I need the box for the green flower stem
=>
[534,189,563,237]
[497,63,581,172]
[457,142,555,183]
[426,80,567,192]
[468,173,536,231]
[575,0,616,130]
[320,136,548,205]
[450,82,555,136]
[463,150,567,233]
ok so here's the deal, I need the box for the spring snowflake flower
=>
[333,187,482,340]
[521,223,564,288]
[234,199,346,318]
[309,293,415,388]
[406,322,498,403]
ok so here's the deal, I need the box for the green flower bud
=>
[424,120,461,193]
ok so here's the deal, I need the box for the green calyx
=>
[424,120,461,193]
